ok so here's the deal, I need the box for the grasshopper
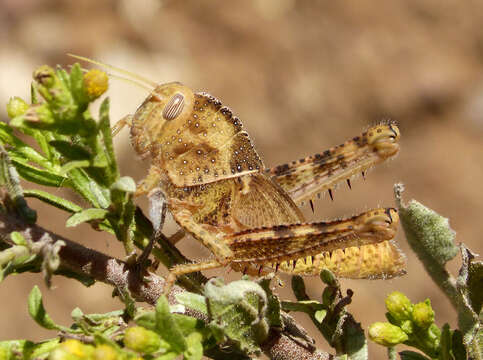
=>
[71,55,405,292]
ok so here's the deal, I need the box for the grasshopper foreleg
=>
[111,115,133,137]
[136,188,167,267]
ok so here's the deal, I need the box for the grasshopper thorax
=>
[131,83,263,188]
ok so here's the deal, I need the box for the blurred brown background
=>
[1,1,482,358]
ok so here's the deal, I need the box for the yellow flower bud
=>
[83,69,108,100]
[33,65,56,88]
[369,322,408,347]
[6,97,29,119]
[92,344,118,360]
[412,299,434,329]
[385,291,413,323]
[124,326,161,354]
[49,339,94,360]
[60,339,85,357]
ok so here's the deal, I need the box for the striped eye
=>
[162,93,185,120]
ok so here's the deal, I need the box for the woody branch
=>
[0,209,330,360]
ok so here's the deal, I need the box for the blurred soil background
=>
[1,0,482,358]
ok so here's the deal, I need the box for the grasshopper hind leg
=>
[227,208,405,280]
[164,259,224,294]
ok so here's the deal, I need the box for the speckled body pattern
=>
[126,82,405,286]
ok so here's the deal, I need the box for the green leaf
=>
[31,82,39,104]
[257,276,282,328]
[69,63,89,108]
[20,340,63,360]
[97,220,115,235]
[116,285,137,320]
[0,250,40,282]
[171,313,205,336]
[456,246,482,359]
[155,352,179,360]
[111,176,136,193]
[342,315,368,360]
[398,350,431,360]
[0,148,37,223]
[467,260,483,315]
[91,153,108,168]
[23,188,82,213]
[60,160,91,174]
[281,300,325,314]
[69,308,125,337]
[98,98,119,181]
[175,292,208,315]
[32,130,53,162]
[67,168,109,207]
[27,286,66,331]
[135,311,156,331]
[10,231,27,246]
[440,324,452,360]
[184,332,203,360]
[26,338,61,358]
[12,159,66,187]
[49,140,91,160]
[395,186,458,266]
[0,122,51,169]
[0,246,30,269]
[0,340,23,358]
[315,309,328,323]
[66,208,109,227]
[82,309,124,322]
[155,295,187,353]
[88,180,111,208]
[451,330,467,360]
[71,307,83,321]
[56,67,70,88]
[204,279,269,354]
[93,333,121,351]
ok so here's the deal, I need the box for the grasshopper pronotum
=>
[70,55,406,292]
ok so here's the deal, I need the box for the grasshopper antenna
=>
[73,65,154,93]
[103,73,154,93]
[67,53,158,88]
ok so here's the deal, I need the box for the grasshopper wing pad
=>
[231,174,304,229]
[161,92,263,186]
[276,240,406,279]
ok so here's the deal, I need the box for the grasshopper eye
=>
[162,93,185,120]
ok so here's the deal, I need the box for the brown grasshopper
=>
[71,55,405,292]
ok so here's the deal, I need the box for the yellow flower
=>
[83,69,108,100]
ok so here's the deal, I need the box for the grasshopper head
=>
[130,82,195,159]
[367,124,400,158]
